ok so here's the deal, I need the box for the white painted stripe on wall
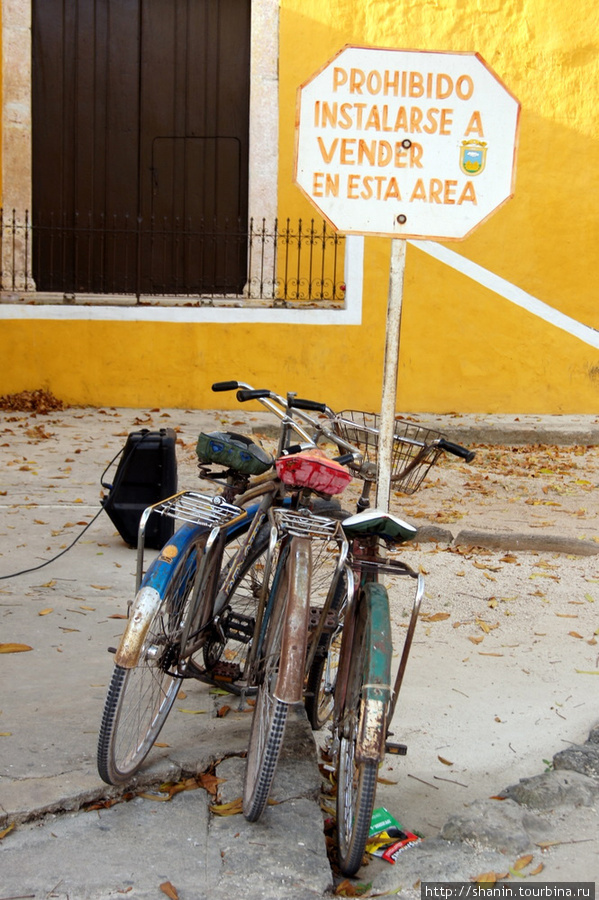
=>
[411,240,599,351]
[0,236,364,325]
[2,235,597,351]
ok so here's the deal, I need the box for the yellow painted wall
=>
[2,0,599,413]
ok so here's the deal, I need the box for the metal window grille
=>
[0,210,346,308]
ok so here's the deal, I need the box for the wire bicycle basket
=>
[332,411,444,494]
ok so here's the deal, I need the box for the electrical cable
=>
[0,443,126,581]
[0,506,105,580]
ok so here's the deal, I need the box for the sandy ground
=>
[1,401,598,886]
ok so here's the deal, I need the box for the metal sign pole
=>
[376,238,406,513]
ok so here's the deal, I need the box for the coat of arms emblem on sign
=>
[460,140,488,175]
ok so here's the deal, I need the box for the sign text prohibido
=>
[294,46,521,240]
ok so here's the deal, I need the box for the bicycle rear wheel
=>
[335,583,384,877]
[305,560,348,729]
[97,527,210,784]
[305,627,343,730]
[303,506,350,730]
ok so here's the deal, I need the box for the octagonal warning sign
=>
[293,46,521,240]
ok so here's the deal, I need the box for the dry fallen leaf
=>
[472,872,497,885]
[0,643,33,653]
[210,797,243,816]
[334,879,367,897]
[160,882,179,900]
[38,608,53,616]
[420,612,450,622]
[197,772,226,796]
[437,755,453,766]
[513,853,534,872]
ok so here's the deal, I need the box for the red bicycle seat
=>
[276,450,351,496]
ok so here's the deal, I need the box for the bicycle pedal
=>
[211,661,243,683]
[224,611,255,643]
[385,741,408,756]
[309,607,338,632]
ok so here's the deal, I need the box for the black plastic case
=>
[101,428,178,549]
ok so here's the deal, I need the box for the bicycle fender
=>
[356,582,392,763]
[275,538,311,704]
[117,521,204,668]
[115,586,162,668]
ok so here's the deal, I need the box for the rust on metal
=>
[275,538,312,703]
[115,586,161,669]
[356,697,387,763]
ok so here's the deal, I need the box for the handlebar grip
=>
[236,389,271,402]
[438,438,476,463]
[288,397,327,413]
[333,453,356,466]
[281,444,305,456]
[212,381,239,392]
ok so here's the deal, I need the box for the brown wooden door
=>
[32,0,251,295]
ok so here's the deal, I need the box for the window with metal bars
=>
[0,212,347,308]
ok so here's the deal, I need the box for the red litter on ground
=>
[366,807,420,864]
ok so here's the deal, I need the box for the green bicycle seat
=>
[342,509,417,543]
[196,431,274,476]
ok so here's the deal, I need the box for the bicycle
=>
[319,408,475,876]
[96,381,358,786]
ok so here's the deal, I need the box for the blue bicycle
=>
[97,382,357,786]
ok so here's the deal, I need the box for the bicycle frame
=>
[257,509,349,706]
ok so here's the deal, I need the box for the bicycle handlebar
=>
[437,438,476,463]
[212,380,361,463]
[211,380,475,474]
[236,389,272,402]
[212,380,242,392]
[288,397,328,414]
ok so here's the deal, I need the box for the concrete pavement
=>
[1,404,598,897]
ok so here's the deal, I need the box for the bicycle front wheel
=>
[97,528,209,784]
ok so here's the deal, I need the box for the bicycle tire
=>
[305,628,342,730]
[304,564,348,729]
[304,506,351,730]
[243,540,306,821]
[335,583,382,877]
[97,527,213,784]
